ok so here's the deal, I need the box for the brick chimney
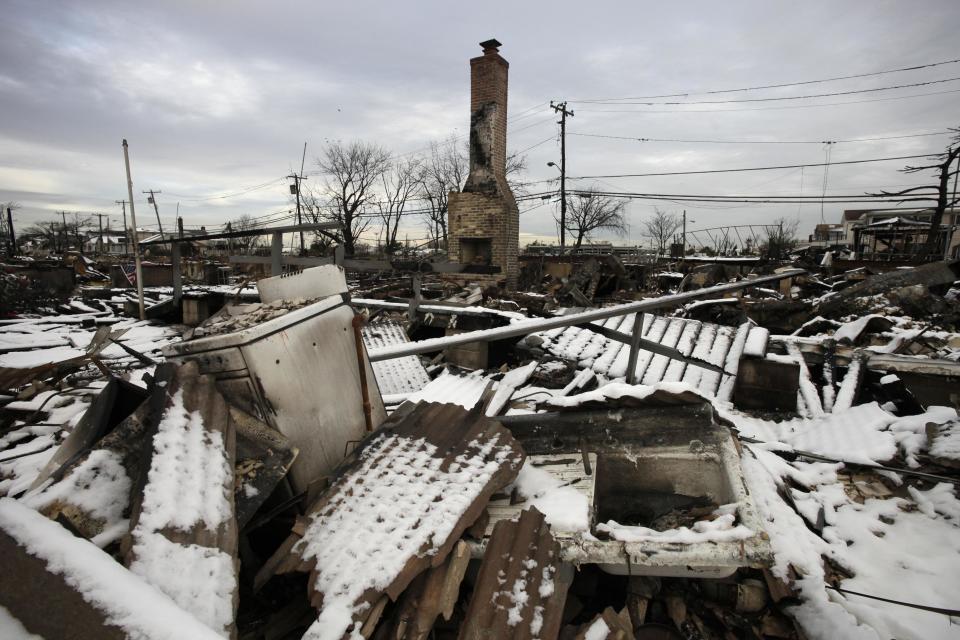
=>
[448,39,520,290]
[464,38,509,195]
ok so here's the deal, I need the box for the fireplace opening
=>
[460,238,492,266]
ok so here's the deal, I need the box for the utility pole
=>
[946,150,960,260]
[6,206,15,256]
[288,141,308,255]
[115,200,130,256]
[681,210,687,262]
[60,211,68,254]
[95,213,106,255]
[143,189,166,242]
[550,101,574,250]
[123,140,146,321]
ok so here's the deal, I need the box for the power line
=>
[513,135,557,155]
[566,130,953,145]
[561,191,938,206]
[569,57,960,102]
[163,177,287,201]
[571,75,960,106]
[568,153,936,179]
[574,88,960,114]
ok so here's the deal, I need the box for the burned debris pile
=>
[1,259,959,640]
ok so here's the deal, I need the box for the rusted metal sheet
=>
[123,362,239,638]
[459,507,572,640]
[261,401,525,640]
[376,539,473,639]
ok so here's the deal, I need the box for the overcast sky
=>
[1,0,958,248]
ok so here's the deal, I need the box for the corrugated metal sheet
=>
[265,402,524,639]
[459,507,572,640]
[537,316,766,400]
[362,320,432,396]
[406,369,492,409]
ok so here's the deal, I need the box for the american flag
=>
[121,264,137,286]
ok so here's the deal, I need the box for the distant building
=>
[840,208,959,260]
[83,233,127,255]
[807,223,845,247]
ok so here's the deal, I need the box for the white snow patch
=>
[0,498,224,640]
[512,462,590,532]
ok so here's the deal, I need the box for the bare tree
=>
[376,155,424,255]
[305,141,391,256]
[559,187,628,248]
[22,221,62,253]
[505,151,529,196]
[873,126,959,255]
[231,214,263,253]
[764,217,800,259]
[1,202,19,255]
[421,137,467,247]
[641,208,681,257]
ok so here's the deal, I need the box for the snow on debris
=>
[0,605,42,640]
[23,449,131,546]
[733,413,960,640]
[535,315,751,398]
[135,388,232,533]
[129,533,236,637]
[546,380,705,409]
[0,498,224,640]
[725,402,901,465]
[511,460,590,533]
[405,368,491,409]
[583,616,611,640]
[597,504,754,544]
[128,386,236,636]
[485,360,538,417]
[889,409,960,467]
[297,431,520,640]
[362,320,431,395]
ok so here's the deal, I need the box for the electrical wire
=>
[162,177,287,201]
[574,88,960,113]
[568,57,960,102]
[571,75,960,105]
[566,130,952,145]
[568,153,936,180]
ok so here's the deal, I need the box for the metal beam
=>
[139,222,341,246]
[624,313,644,384]
[228,255,335,266]
[367,269,806,362]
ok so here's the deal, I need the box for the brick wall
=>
[448,190,519,289]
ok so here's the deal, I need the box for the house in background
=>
[841,207,960,260]
[807,223,845,248]
[83,232,127,256]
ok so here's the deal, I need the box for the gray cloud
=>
[1,0,958,245]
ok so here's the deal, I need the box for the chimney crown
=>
[479,38,502,54]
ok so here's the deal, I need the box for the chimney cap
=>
[479,38,502,53]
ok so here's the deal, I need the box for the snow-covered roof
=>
[361,319,431,396]
[535,315,761,400]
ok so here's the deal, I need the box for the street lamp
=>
[547,161,566,250]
